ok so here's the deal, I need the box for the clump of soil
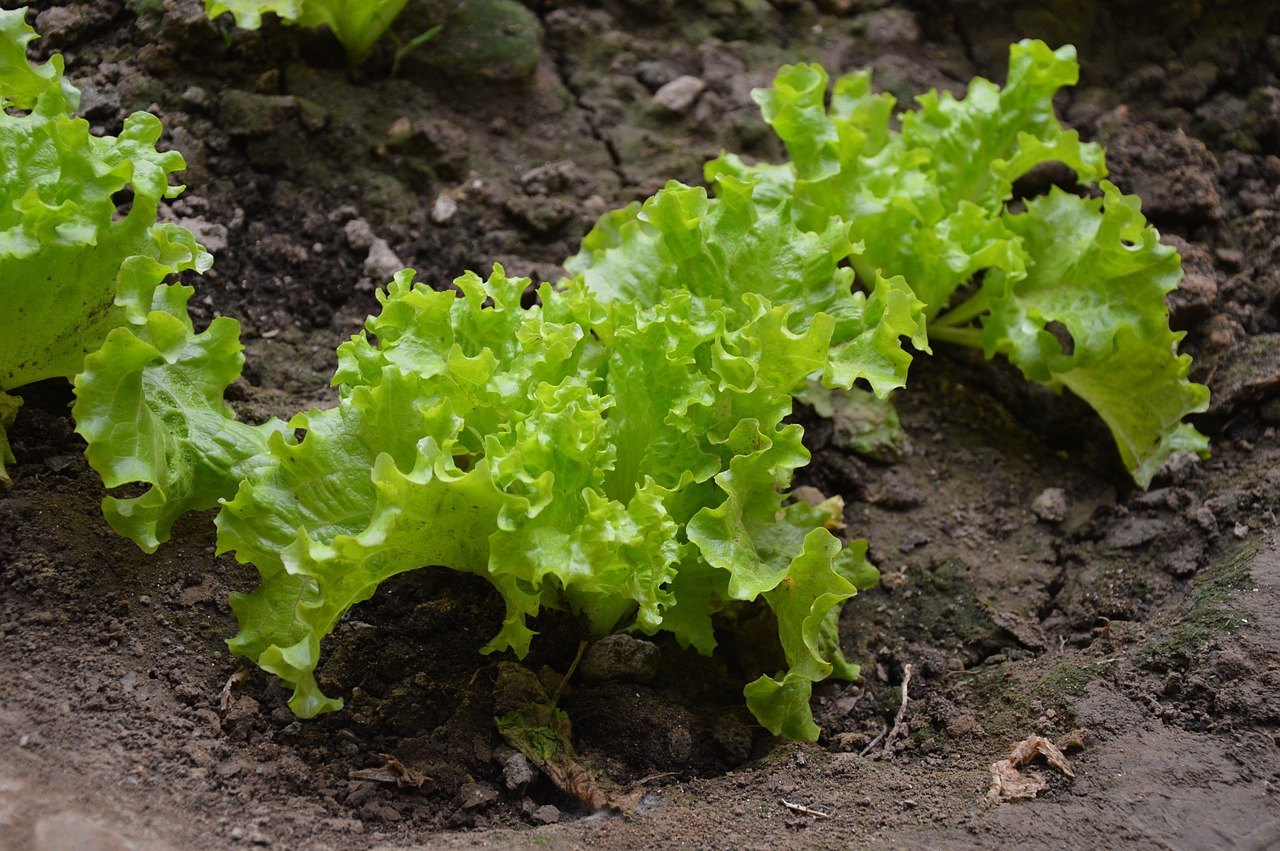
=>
[3,1,1280,848]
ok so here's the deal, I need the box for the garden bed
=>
[2,1,1279,847]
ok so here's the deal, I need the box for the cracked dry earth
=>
[3,0,1280,849]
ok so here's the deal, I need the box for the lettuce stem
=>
[927,325,986,349]
[931,290,993,329]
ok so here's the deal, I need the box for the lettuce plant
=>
[0,8,212,483]
[21,20,1211,742]
[707,41,1209,487]
[204,0,411,63]
[79,179,923,739]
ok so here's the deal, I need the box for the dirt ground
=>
[3,0,1280,848]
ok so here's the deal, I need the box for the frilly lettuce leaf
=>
[0,8,79,111]
[798,380,909,463]
[0,392,18,475]
[708,40,1105,314]
[708,39,1208,487]
[566,176,928,397]
[979,183,1209,486]
[745,531,870,741]
[900,40,1107,214]
[217,267,639,717]
[73,282,288,553]
[216,179,910,736]
[0,7,210,483]
[204,0,411,62]
[204,0,301,29]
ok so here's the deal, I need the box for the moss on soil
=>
[1142,538,1263,670]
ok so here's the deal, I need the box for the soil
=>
[3,0,1280,848]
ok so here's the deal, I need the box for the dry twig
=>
[881,663,914,754]
[552,640,589,704]
[859,722,889,757]
[781,799,831,819]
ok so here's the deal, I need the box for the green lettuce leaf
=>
[0,392,18,474]
[707,41,1105,315]
[566,176,928,397]
[978,183,1209,486]
[73,283,288,552]
[204,0,411,62]
[203,0,301,29]
[798,380,908,462]
[0,8,78,110]
[0,7,211,483]
[707,40,1208,487]
[217,267,629,716]
[744,530,864,740]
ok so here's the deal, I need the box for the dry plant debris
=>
[349,753,430,789]
[985,734,1077,804]
[781,799,832,819]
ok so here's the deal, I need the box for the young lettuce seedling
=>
[204,0,415,65]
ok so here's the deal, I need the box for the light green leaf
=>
[901,40,1106,213]
[73,285,286,552]
[1,8,210,483]
[219,268,618,713]
[204,0,411,62]
[980,184,1209,486]
[568,178,861,331]
[204,0,302,30]
[0,390,17,483]
[568,177,925,395]
[707,41,1208,488]
[0,8,78,111]
[744,528,859,741]
[826,272,928,396]
[744,675,818,742]
[798,379,909,462]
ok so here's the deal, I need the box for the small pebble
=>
[1031,488,1068,523]
[458,782,499,810]
[503,752,536,792]
[432,194,458,224]
[180,85,212,111]
[652,75,706,113]
[530,804,560,825]
[579,633,661,684]
[362,239,404,282]
[343,218,376,252]
[899,533,930,552]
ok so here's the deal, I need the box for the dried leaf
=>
[985,734,1076,804]
[349,753,429,789]
[986,759,1047,803]
[496,681,644,817]
[1007,734,1074,777]
[218,669,250,713]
